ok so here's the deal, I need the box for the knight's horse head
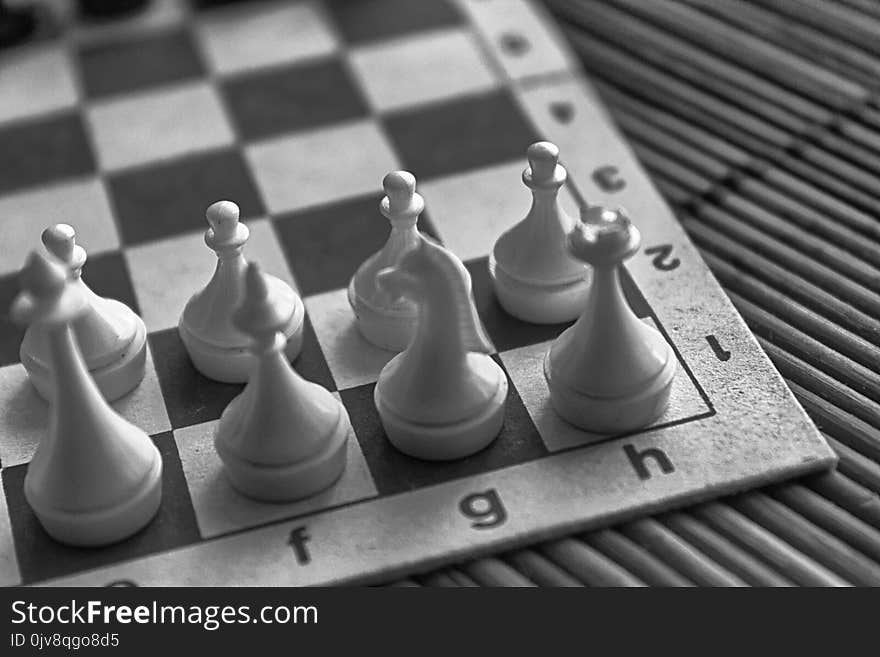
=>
[376,239,493,354]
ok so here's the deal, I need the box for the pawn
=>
[214,263,349,502]
[11,252,162,547]
[374,239,507,461]
[20,224,147,401]
[544,206,676,433]
[490,142,588,324]
[348,171,425,351]
[179,201,305,383]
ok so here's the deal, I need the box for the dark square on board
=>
[77,29,205,100]
[82,251,141,316]
[0,273,25,368]
[107,148,264,246]
[3,431,200,584]
[221,58,369,141]
[148,328,245,430]
[384,89,539,180]
[293,313,336,392]
[340,365,547,497]
[0,113,95,195]
[326,0,462,44]
[466,257,653,353]
[273,193,440,297]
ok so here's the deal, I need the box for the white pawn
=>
[12,252,163,547]
[544,206,676,433]
[374,239,507,460]
[20,224,147,401]
[214,263,349,502]
[179,201,305,383]
[490,142,589,323]
[348,171,425,352]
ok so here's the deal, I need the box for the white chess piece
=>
[11,252,163,547]
[490,142,589,323]
[179,200,305,383]
[20,224,147,401]
[374,239,507,460]
[544,206,676,432]
[214,263,349,502]
[348,171,424,352]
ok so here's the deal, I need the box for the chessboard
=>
[0,0,834,586]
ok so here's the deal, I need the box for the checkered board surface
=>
[0,0,834,586]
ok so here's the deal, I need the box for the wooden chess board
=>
[0,0,833,586]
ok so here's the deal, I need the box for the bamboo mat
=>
[407,0,880,587]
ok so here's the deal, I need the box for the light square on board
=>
[197,1,338,75]
[304,288,395,392]
[125,219,298,333]
[0,344,171,469]
[419,159,581,263]
[348,28,497,113]
[0,45,77,125]
[500,329,711,453]
[174,414,378,539]
[0,177,118,277]
[246,119,399,215]
[459,0,573,81]
[87,82,235,172]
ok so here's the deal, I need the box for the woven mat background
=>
[403,0,880,587]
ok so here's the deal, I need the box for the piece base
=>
[215,411,350,503]
[22,315,148,402]
[490,261,589,324]
[25,446,163,547]
[348,282,417,352]
[179,297,304,383]
[375,370,508,461]
[544,348,677,433]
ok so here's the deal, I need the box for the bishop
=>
[214,263,350,502]
[12,252,163,546]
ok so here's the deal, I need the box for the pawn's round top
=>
[12,251,87,327]
[381,170,424,221]
[568,206,641,266]
[232,263,291,341]
[42,224,87,274]
[523,141,566,189]
[205,200,249,251]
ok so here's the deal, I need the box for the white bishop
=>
[214,263,350,502]
[12,252,162,546]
